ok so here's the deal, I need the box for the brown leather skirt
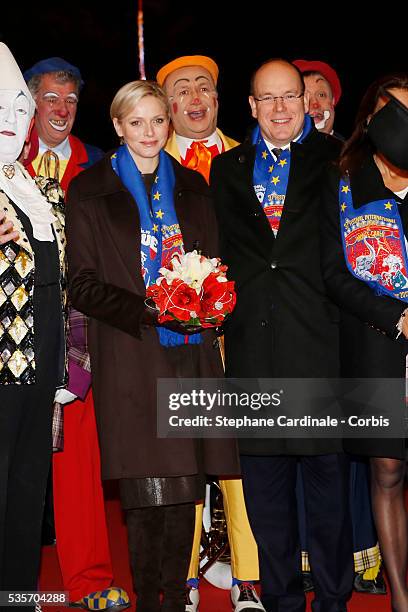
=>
[119,474,203,509]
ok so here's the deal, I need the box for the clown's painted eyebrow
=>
[173,75,212,88]
[42,91,78,100]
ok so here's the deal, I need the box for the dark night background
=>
[2,3,406,151]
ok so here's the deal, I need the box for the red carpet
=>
[40,496,394,612]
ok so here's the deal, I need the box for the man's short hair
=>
[24,57,83,97]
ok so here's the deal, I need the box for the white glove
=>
[54,389,77,405]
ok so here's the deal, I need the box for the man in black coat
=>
[211,58,353,612]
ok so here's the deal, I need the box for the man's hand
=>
[0,211,19,244]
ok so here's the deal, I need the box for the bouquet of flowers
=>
[146,250,236,329]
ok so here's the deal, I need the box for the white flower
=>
[158,250,220,292]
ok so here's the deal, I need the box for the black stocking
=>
[370,457,408,611]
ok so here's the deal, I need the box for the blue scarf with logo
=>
[339,175,408,301]
[252,114,312,234]
[111,145,202,345]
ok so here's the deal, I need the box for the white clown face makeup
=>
[0,89,32,163]
[304,74,335,134]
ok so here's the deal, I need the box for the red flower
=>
[200,273,236,326]
[147,279,202,323]
[146,283,168,315]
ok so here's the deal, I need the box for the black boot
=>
[161,503,195,612]
[125,506,164,612]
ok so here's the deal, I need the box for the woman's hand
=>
[160,319,203,335]
[0,211,19,244]
[140,299,203,334]
[401,314,408,340]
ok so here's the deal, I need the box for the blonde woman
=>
[66,80,239,612]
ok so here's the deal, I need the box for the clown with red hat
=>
[293,59,342,135]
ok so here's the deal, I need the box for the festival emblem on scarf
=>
[344,218,408,289]
[161,223,184,267]
[263,188,286,233]
[340,179,408,300]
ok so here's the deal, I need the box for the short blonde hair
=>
[110,80,169,122]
